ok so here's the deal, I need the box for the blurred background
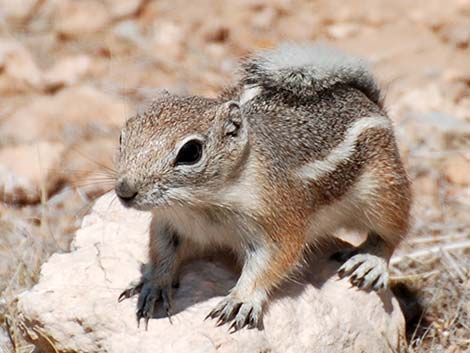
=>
[0,0,469,352]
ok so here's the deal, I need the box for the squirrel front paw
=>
[205,295,263,332]
[119,278,174,329]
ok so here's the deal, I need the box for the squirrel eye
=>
[175,139,203,166]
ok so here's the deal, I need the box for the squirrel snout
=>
[115,177,138,202]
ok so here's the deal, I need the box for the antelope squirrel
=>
[116,43,411,331]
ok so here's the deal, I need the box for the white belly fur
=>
[154,172,377,249]
[306,170,378,242]
[155,207,248,250]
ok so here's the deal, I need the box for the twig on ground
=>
[408,232,468,244]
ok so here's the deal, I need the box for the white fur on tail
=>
[241,43,381,104]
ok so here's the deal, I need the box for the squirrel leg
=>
[335,231,393,291]
[206,239,303,332]
[118,216,187,329]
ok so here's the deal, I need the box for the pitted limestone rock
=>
[18,193,405,353]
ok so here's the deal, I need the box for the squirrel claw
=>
[337,253,389,292]
[207,296,262,332]
[120,277,174,329]
[136,282,174,328]
[118,281,143,302]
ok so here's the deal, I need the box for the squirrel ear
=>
[220,101,243,137]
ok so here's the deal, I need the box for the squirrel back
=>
[229,43,386,177]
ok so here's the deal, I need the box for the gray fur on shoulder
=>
[240,43,381,104]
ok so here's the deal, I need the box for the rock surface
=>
[0,85,128,144]
[53,0,110,38]
[0,141,65,204]
[43,55,92,91]
[0,39,42,94]
[18,193,405,353]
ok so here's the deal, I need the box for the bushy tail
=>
[240,43,381,105]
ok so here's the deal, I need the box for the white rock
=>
[112,20,145,47]
[0,141,65,204]
[43,55,92,90]
[53,0,109,38]
[393,82,470,122]
[399,111,470,152]
[0,85,129,143]
[104,0,143,19]
[18,193,405,353]
[441,154,470,185]
[0,39,42,94]
[327,23,359,39]
[151,20,185,59]
[0,0,37,23]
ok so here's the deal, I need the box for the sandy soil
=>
[0,0,469,352]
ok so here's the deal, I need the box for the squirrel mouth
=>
[116,193,165,212]
[116,193,136,209]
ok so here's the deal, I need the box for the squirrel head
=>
[115,94,249,210]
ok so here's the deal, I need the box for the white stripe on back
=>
[239,85,262,105]
[297,115,392,180]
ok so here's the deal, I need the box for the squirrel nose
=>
[115,177,138,201]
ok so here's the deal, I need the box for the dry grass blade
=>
[398,250,470,352]
[391,240,470,265]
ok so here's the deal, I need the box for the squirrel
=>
[116,43,411,332]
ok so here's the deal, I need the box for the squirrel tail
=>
[240,43,381,105]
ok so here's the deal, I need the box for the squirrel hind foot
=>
[337,252,389,292]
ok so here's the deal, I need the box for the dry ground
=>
[0,0,469,352]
